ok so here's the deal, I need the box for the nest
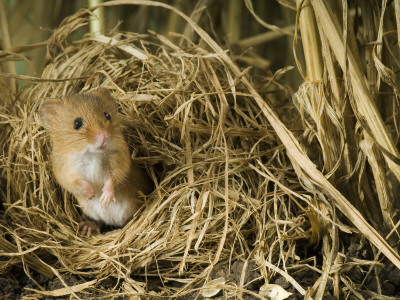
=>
[0,3,376,299]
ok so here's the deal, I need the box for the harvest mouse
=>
[40,89,153,236]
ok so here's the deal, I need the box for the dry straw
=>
[0,0,399,298]
[0,3,309,298]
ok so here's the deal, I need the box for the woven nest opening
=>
[1,5,318,298]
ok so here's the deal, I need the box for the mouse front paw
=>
[100,178,115,208]
[80,179,95,199]
[100,189,115,208]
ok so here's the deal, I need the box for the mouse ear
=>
[87,88,115,103]
[39,99,62,129]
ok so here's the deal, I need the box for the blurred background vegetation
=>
[1,0,302,88]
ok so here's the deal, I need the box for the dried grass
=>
[0,1,400,299]
[0,3,311,298]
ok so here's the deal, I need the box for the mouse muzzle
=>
[93,130,109,151]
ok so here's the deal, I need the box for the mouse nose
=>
[95,130,109,148]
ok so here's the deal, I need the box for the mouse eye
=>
[73,117,84,130]
[104,112,112,121]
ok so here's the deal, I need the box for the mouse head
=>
[40,89,126,154]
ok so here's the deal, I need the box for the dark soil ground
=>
[2,232,400,299]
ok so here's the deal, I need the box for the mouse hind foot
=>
[79,220,102,237]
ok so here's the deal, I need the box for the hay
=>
[0,5,311,298]
[0,1,399,298]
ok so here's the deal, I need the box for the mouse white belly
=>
[79,189,138,226]
[69,151,138,226]
[71,152,109,184]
